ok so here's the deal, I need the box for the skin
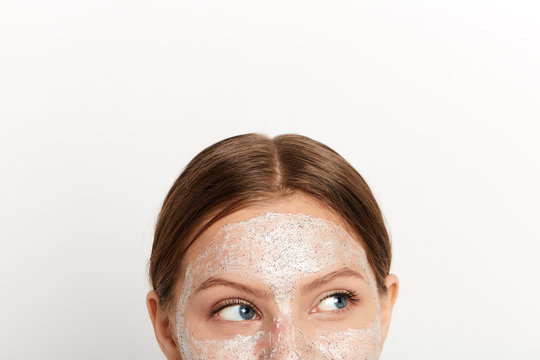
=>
[147,193,399,359]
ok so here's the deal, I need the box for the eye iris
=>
[318,294,349,312]
[238,305,255,320]
[334,295,347,309]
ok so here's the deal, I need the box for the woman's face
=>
[169,194,397,359]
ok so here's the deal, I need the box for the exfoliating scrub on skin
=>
[175,213,382,359]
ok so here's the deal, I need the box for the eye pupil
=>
[238,305,255,320]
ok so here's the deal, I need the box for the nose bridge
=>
[265,311,301,359]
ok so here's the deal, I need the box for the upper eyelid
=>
[196,277,273,300]
[213,298,253,311]
[314,289,357,305]
[300,267,366,294]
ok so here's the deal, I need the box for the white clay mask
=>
[176,213,382,359]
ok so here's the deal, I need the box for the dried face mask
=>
[176,213,382,360]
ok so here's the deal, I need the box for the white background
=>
[1,1,539,359]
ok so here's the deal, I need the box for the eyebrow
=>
[194,277,274,300]
[300,267,365,294]
[194,267,365,299]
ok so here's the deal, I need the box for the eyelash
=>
[209,290,361,320]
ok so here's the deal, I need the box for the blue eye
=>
[217,304,256,321]
[318,294,348,312]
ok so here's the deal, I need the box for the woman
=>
[146,133,399,359]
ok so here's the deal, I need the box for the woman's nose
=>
[263,313,302,359]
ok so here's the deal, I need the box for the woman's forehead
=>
[184,213,375,288]
[184,195,362,261]
[189,212,362,259]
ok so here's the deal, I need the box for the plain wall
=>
[1,1,539,359]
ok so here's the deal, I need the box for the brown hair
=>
[149,133,391,310]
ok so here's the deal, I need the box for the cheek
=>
[177,321,381,360]
[186,331,267,360]
[185,319,382,360]
[298,318,382,360]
